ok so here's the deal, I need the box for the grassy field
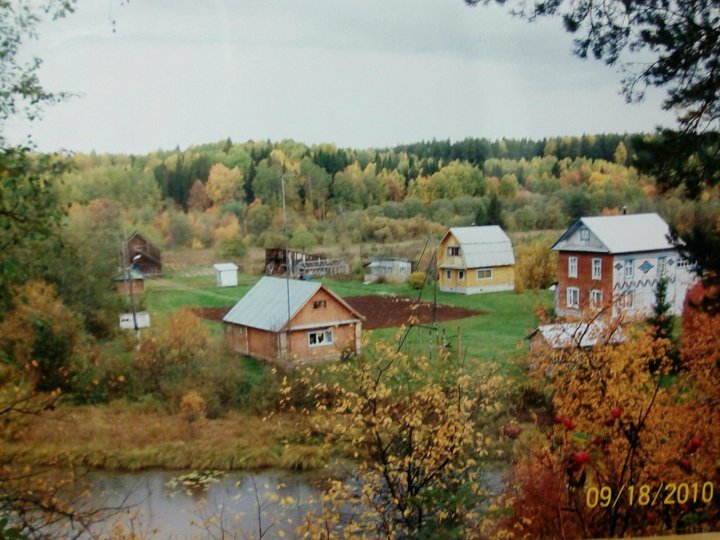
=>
[143,271,553,378]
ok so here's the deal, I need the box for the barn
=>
[223,276,364,366]
[126,232,162,276]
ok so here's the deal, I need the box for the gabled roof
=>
[527,322,625,349]
[112,267,144,281]
[223,276,363,331]
[552,213,674,254]
[442,226,515,267]
[214,263,238,271]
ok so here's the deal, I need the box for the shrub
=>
[407,271,427,290]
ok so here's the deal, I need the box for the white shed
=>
[214,263,239,287]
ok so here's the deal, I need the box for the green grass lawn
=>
[143,272,552,379]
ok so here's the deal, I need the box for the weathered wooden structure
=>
[264,248,348,278]
[112,267,145,294]
[223,276,364,366]
[126,232,162,276]
[364,257,412,284]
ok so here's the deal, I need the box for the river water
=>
[83,470,320,539]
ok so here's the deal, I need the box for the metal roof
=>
[112,267,144,281]
[553,213,674,254]
[443,226,515,268]
[223,276,362,331]
[213,263,238,271]
[528,322,625,349]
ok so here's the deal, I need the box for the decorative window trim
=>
[590,289,603,307]
[580,228,590,241]
[657,256,667,275]
[447,246,460,257]
[313,300,327,309]
[568,256,578,278]
[477,268,492,279]
[308,329,334,347]
[592,258,602,280]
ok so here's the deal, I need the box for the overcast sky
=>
[7,0,676,154]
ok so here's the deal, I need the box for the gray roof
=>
[529,322,625,349]
[553,213,674,254]
[223,276,363,331]
[214,263,238,271]
[444,226,515,267]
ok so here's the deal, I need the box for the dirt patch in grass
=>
[192,296,482,330]
[343,295,484,329]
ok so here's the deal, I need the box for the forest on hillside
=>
[59,133,708,258]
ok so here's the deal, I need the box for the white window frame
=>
[657,256,667,275]
[477,268,492,280]
[308,329,334,347]
[591,258,602,280]
[566,287,580,308]
[568,256,578,278]
[624,258,634,279]
[678,259,690,268]
[580,228,590,242]
[447,246,460,257]
[590,289,603,307]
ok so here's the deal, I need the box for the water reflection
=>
[86,470,319,539]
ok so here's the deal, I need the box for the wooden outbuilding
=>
[126,232,162,276]
[223,276,364,367]
[364,257,412,284]
[437,226,515,294]
[112,267,145,295]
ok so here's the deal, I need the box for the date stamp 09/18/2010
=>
[585,482,715,509]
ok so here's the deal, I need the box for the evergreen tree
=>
[647,275,679,370]
[486,193,505,228]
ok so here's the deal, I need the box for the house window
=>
[568,256,578,278]
[678,259,690,268]
[592,258,602,280]
[624,259,634,279]
[566,287,580,308]
[458,270,465,281]
[477,268,492,279]
[313,300,327,309]
[446,269,452,280]
[658,256,666,275]
[580,228,590,242]
[590,289,603,307]
[448,246,460,257]
[308,329,334,347]
[623,291,635,308]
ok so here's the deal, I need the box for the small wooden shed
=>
[364,257,412,284]
[223,276,364,367]
[214,263,239,287]
[112,267,145,295]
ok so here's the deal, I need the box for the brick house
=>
[223,276,364,367]
[551,213,696,317]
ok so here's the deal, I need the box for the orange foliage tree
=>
[490,312,718,539]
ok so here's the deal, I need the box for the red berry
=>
[503,425,521,439]
[562,417,576,430]
[680,458,692,472]
[554,414,565,424]
[679,502,689,511]
[573,450,591,465]
[687,436,702,451]
[611,406,622,419]
[646,510,657,523]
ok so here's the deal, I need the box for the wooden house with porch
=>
[223,276,364,367]
[126,232,162,276]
